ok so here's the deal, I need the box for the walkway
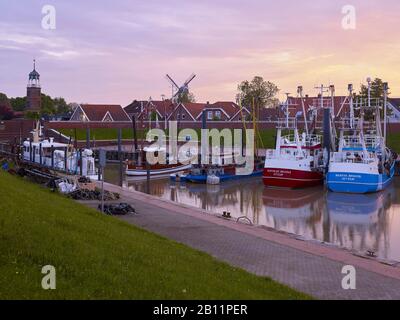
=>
[80,182,400,300]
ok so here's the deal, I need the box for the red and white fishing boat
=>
[263,130,324,188]
[263,87,324,189]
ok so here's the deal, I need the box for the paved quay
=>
[80,182,400,300]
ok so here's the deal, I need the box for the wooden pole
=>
[146,158,151,194]
[74,128,78,149]
[64,146,68,172]
[118,128,123,187]
[86,127,90,149]
[39,143,42,165]
[51,146,54,169]
[132,115,138,163]
[29,140,33,162]
[79,149,83,176]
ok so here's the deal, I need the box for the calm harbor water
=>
[105,164,400,262]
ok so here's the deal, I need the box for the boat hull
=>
[327,163,395,194]
[262,168,323,189]
[185,170,263,184]
[126,164,192,176]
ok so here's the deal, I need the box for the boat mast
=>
[383,82,388,144]
[284,93,290,128]
[297,86,309,136]
[348,84,354,129]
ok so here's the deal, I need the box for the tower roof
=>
[29,59,40,80]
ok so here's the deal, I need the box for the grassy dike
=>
[0,171,310,300]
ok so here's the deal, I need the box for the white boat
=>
[22,123,97,179]
[126,145,193,176]
[126,163,192,176]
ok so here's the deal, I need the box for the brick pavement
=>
[80,182,400,300]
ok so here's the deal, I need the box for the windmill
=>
[165,73,196,103]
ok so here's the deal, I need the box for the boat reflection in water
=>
[262,186,396,261]
[124,177,265,221]
[104,164,400,262]
[327,187,395,259]
[262,187,325,239]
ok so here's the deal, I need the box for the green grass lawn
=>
[0,171,309,300]
[59,127,277,147]
[387,133,400,153]
[59,128,149,141]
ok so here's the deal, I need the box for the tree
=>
[40,93,56,115]
[10,96,27,111]
[0,93,14,120]
[358,78,390,120]
[359,78,387,99]
[177,91,196,104]
[25,111,40,120]
[236,76,279,109]
[53,97,70,114]
[9,93,70,117]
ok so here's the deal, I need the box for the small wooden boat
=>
[126,162,192,176]
[125,146,192,176]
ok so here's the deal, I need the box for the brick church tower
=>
[26,60,41,113]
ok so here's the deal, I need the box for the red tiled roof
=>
[180,102,207,119]
[211,101,240,116]
[148,100,175,117]
[79,104,130,121]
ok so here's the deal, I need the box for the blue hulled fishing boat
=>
[327,80,396,194]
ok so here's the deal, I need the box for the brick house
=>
[125,99,281,124]
[69,104,130,122]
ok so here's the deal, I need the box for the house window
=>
[182,114,186,120]
[215,111,221,119]
[207,111,213,120]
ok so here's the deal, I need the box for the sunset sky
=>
[1,0,400,105]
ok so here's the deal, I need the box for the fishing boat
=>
[22,123,97,179]
[327,80,396,194]
[181,162,264,184]
[126,146,192,177]
[263,86,324,189]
